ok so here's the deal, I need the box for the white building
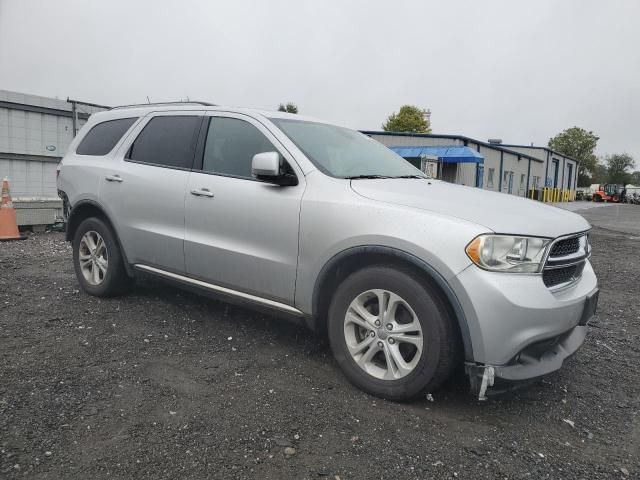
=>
[363,131,580,198]
[0,89,107,226]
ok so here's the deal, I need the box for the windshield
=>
[270,118,425,179]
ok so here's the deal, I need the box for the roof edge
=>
[361,130,545,163]
[498,143,580,163]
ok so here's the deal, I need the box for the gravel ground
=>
[1,223,639,479]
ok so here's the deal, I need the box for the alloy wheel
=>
[343,289,424,380]
[78,230,108,285]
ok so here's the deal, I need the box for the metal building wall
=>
[0,157,59,197]
[477,146,501,192]
[367,132,540,197]
[501,145,579,190]
[0,90,106,198]
[0,90,107,225]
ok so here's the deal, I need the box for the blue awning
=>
[390,146,484,164]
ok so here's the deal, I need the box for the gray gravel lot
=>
[1,208,639,479]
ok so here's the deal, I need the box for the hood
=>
[350,179,590,238]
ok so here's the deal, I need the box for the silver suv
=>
[57,102,599,400]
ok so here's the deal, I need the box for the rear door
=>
[102,112,203,273]
[184,113,305,304]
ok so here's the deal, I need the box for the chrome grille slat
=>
[543,232,590,290]
[550,237,580,257]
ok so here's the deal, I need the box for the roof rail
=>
[110,101,216,110]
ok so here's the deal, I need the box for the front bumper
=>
[449,260,598,398]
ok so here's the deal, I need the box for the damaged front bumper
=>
[466,287,598,400]
[451,258,599,400]
[466,324,589,400]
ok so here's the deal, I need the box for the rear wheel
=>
[327,266,458,401]
[73,217,132,297]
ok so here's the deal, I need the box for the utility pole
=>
[66,98,111,137]
[70,99,77,137]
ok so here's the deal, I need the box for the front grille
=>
[550,237,580,257]
[543,263,584,288]
[543,233,589,290]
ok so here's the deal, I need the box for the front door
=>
[184,114,304,304]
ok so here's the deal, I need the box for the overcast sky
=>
[0,0,638,158]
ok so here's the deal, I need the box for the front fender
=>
[306,244,475,362]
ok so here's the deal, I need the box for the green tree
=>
[382,105,431,133]
[605,153,635,185]
[548,127,599,187]
[590,161,609,185]
[630,171,640,185]
[278,102,298,114]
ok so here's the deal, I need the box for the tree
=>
[548,127,599,187]
[590,161,609,185]
[606,153,635,185]
[630,171,640,186]
[278,102,298,114]
[382,105,431,133]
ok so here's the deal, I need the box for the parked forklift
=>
[592,184,624,202]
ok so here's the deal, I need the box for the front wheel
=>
[327,266,459,401]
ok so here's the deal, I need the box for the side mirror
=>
[251,151,298,186]
[252,151,280,178]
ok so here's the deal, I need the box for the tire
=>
[327,265,459,401]
[72,217,133,297]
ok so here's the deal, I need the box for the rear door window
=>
[76,117,137,156]
[127,116,202,169]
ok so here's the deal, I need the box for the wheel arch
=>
[310,245,474,361]
[65,200,134,277]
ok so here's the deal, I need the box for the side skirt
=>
[133,264,308,324]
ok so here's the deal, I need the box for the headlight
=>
[465,234,551,273]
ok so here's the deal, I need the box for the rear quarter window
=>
[76,117,137,156]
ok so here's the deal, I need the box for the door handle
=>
[190,188,214,198]
[105,174,123,183]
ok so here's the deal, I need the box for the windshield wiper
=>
[393,175,426,179]
[345,175,392,179]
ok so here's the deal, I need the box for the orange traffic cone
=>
[0,177,25,241]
